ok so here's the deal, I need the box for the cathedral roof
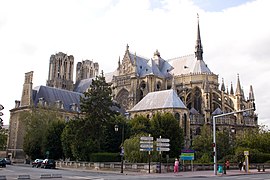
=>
[129,89,186,112]
[32,85,125,114]
[129,53,173,78]
[168,54,211,75]
[74,78,94,93]
[33,85,82,112]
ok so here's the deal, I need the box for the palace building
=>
[7,19,257,161]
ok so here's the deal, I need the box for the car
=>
[4,158,11,165]
[41,159,56,169]
[32,159,44,168]
[0,158,6,168]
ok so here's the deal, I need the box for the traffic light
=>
[212,151,215,156]
[253,102,256,111]
[212,143,215,148]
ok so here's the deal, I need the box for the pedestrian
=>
[238,161,243,171]
[225,160,230,170]
[243,161,246,171]
[174,158,179,173]
[223,161,227,174]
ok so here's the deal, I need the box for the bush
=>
[90,152,121,162]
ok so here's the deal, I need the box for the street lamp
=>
[212,108,254,175]
[114,123,124,173]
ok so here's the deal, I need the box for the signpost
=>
[180,149,195,171]
[140,135,153,173]
[156,137,170,173]
[244,150,249,172]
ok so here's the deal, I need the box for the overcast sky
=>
[0,0,269,128]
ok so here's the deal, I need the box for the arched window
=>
[116,88,129,110]
[175,112,180,121]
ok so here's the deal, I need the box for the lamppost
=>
[212,108,254,175]
[114,123,124,173]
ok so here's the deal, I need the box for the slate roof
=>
[168,54,211,75]
[129,89,186,112]
[129,53,173,78]
[33,85,82,112]
[32,85,125,114]
[74,78,94,93]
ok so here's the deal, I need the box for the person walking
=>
[238,161,243,171]
[174,158,179,173]
[243,161,246,171]
[225,160,230,170]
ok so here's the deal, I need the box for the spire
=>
[118,56,121,68]
[126,44,129,51]
[171,74,176,90]
[195,13,203,61]
[230,82,234,95]
[249,85,255,101]
[235,74,242,96]
[221,78,225,92]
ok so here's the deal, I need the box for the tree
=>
[0,128,7,151]
[63,72,119,160]
[129,115,151,135]
[22,107,65,160]
[44,120,65,160]
[192,125,212,162]
[150,112,184,158]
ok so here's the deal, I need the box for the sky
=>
[0,0,269,128]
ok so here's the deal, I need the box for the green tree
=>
[44,120,65,160]
[192,125,212,162]
[64,72,119,160]
[0,128,7,150]
[22,107,64,160]
[150,112,184,158]
[129,115,151,135]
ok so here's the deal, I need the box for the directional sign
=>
[140,148,153,151]
[0,104,4,111]
[156,138,170,143]
[140,136,154,141]
[140,141,153,144]
[0,112,3,116]
[156,143,170,147]
[140,144,153,148]
[157,147,170,151]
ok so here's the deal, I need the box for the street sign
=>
[0,112,3,116]
[156,143,170,147]
[140,148,153,151]
[157,147,170,151]
[0,104,4,110]
[140,136,154,141]
[140,144,153,148]
[156,138,170,143]
[140,141,153,144]
[180,149,195,161]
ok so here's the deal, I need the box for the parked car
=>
[32,159,44,168]
[4,158,11,165]
[41,159,56,169]
[0,158,6,168]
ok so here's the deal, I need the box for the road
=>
[0,164,270,180]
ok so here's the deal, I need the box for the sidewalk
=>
[162,169,270,178]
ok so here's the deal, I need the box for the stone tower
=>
[20,71,33,106]
[46,52,74,91]
[75,60,99,82]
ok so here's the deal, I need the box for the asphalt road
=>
[1,164,270,180]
